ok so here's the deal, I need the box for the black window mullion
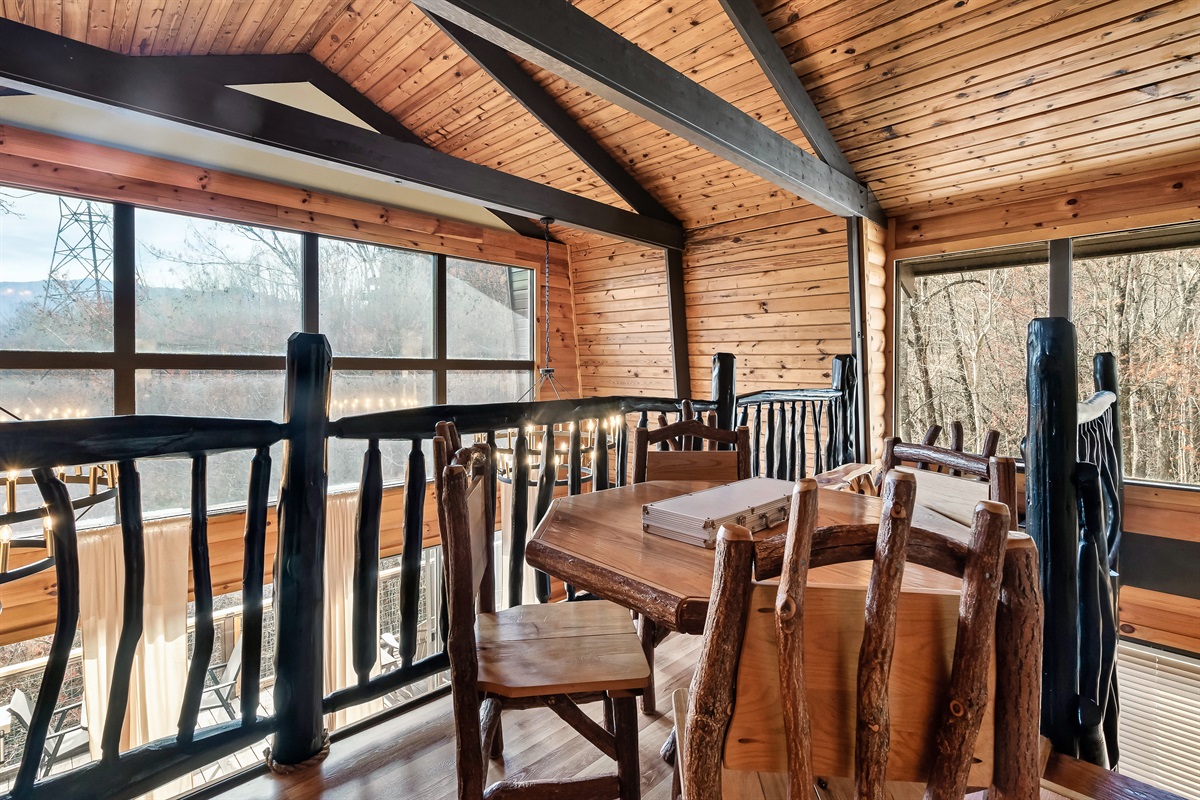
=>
[302,232,319,334]
[434,254,447,404]
[112,203,136,414]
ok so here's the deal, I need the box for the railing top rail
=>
[0,416,284,470]
[330,395,716,440]
[736,388,843,405]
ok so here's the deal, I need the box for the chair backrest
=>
[438,453,491,800]
[633,417,751,484]
[681,472,1024,799]
[433,421,496,614]
[8,689,33,730]
[218,636,244,685]
[880,436,1017,528]
[917,422,1001,469]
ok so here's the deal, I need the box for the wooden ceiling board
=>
[2,0,1195,232]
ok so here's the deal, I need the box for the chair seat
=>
[475,600,650,698]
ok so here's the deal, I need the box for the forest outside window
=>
[897,223,1200,485]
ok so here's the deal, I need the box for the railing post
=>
[711,353,736,436]
[831,353,860,465]
[1026,317,1080,757]
[271,332,332,767]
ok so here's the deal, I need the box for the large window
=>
[0,186,535,507]
[897,224,1200,485]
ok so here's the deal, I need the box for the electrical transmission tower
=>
[42,197,114,314]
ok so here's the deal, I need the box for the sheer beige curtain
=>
[324,491,384,730]
[79,518,191,799]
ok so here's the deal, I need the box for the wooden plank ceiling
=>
[2,0,1193,232]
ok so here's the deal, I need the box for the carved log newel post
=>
[271,333,333,767]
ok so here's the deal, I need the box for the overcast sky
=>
[0,187,265,287]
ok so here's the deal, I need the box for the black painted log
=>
[812,401,824,475]
[1026,316,1080,756]
[616,414,628,487]
[353,440,384,686]
[711,353,737,439]
[179,456,212,743]
[831,353,859,463]
[533,427,556,604]
[752,404,762,477]
[1077,464,1116,767]
[399,439,426,667]
[775,403,788,480]
[823,396,837,470]
[765,402,776,478]
[322,651,450,714]
[1093,353,1125,568]
[16,471,81,795]
[271,332,332,765]
[787,403,797,480]
[22,718,275,800]
[241,446,271,722]
[331,395,713,440]
[103,460,146,760]
[594,423,610,492]
[508,429,530,608]
[797,401,808,479]
[481,431,498,614]
[568,423,583,494]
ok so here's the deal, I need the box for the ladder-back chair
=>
[879,437,1017,531]
[674,472,1043,799]
[630,411,751,713]
[435,422,649,800]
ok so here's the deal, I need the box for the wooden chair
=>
[630,411,751,713]
[879,436,1017,530]
[633,410,752,485]
[674,471,1043,799]
[435,422,649,800]
[917,422,1001,470]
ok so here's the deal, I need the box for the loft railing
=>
[0,334,856,799]
[735,353,859,478]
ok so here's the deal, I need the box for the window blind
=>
[1117,641,1200,798]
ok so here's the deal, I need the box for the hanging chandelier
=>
[519,216,573,402]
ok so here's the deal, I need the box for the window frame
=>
[0,188,536,416]
[891,221,1200,488]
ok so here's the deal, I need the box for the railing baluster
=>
[353,440,383,686]
[797,401,808,478]
[765,402,776,478]
[103,459,146,760]
[775,402,788,480]
[481,430,498,613]
[241,446,271,722]
[509,427,530,608]
[737,405,749,428]
[595,420,610,492]
[824,395,837,469]
[399,439,426,667]
[752,403,762,477]
[534,426,556,604]
[568,422,583,494]
[179,456,211,742]
[18,470,80,794]
[787,402,797,480]
[616,412,629,487]
[812,401,824,475]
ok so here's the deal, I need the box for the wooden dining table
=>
[526,479,976,637]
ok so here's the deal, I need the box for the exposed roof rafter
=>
[409,0,886,226]
[0,20,683,250]
[427,12,679,225]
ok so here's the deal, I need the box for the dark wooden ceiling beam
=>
[715,0,859,182]
[427,13,678,225]
[0,20,683,250]
[409,0,886,226]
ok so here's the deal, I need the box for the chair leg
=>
[603,695,615,733]
[638,616,657,715]
[612,694,641,800]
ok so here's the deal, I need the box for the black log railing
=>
[735,354,859,479]
[0,337,856,799]
[1026,318,1124,767]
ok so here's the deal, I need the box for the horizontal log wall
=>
[569,237,674,397]
[683,205,851,397]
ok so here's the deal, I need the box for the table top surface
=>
[527,480,975,634]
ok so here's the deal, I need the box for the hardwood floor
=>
[210,635,698,800]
